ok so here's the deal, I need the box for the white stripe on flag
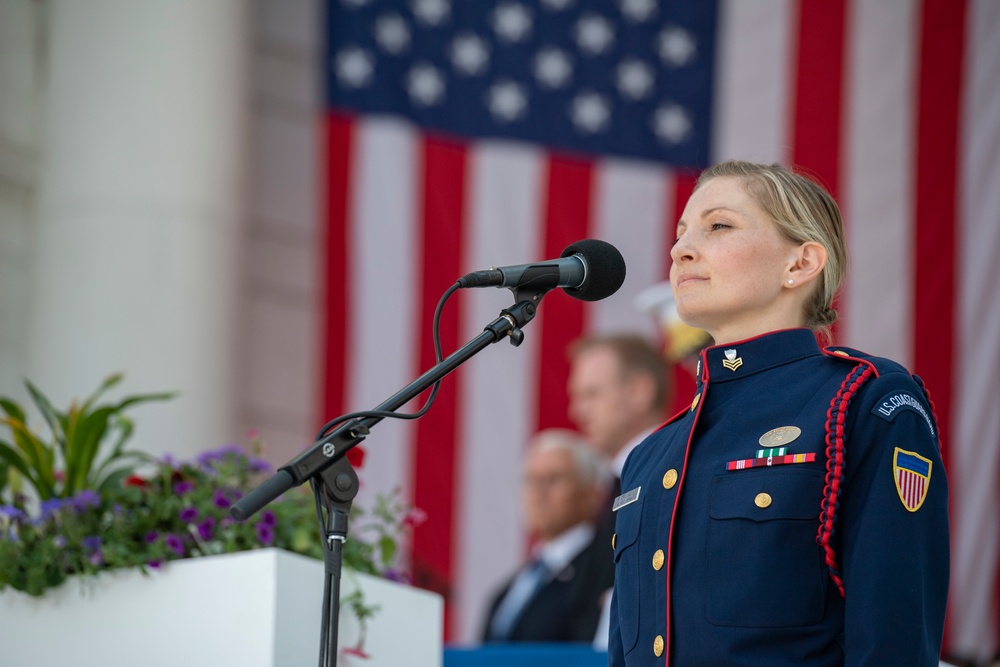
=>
[953,0,1000,658]
[591,158,671,336]
[455,141,546,643]
[349,118,420,509]
[841,0,918,363]
[712,0,795,163]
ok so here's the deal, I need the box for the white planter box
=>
[0,548,443,667]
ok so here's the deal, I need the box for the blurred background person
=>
[566,334,671,648]
[481,429,612,643]
[568,334,671,495]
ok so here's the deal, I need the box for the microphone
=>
[457,239,626,302]
[458,239,625,301]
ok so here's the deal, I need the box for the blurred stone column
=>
[27,0,250,459]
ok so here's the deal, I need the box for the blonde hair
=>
[695,161,848,339]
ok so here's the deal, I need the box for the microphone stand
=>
[231,286,549,667]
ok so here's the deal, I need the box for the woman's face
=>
[669,176,802,343]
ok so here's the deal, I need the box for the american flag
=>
[320,0,1000,660]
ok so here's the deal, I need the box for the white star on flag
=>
[407,63,446,106]
[450,33,490,76]
[534,48,573,89]
[333,47,374,88]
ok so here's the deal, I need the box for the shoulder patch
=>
[871,391,935,437]
[893,447,932,512]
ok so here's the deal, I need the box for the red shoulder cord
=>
[817,362,876,598]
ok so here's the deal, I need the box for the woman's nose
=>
[670,233,695,263]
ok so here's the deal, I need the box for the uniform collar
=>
[698,328,822,384]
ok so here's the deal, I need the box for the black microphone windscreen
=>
[560,239,626,302]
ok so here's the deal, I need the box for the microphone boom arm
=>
[231,291,546,521]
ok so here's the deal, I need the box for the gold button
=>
[653,635,664,657]
[662,469,678,490]
[611,533,616,550]
[652,549,665,571]
[691,392,701,411]
[833,350,849,356]
[755,492,772,508]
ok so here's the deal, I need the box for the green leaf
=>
[0,398,26,423]
[0,418,56,495]
[65,405,115,494]
[378,534,396,567]
[24,380,67,444]
[97,467,134,495]
[0,439,39,488]
[79,373,124,413]
[111,391,178,413]
[104,415,135,460]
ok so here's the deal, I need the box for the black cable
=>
[313,281,461,443]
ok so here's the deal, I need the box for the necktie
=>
[489,557,550,640]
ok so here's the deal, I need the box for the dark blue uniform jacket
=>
[608,328,949,666]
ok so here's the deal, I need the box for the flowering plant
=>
[0,440,422,648]
[0,379,424,658]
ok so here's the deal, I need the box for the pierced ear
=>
[786,242,827,286]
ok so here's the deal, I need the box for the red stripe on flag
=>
[535,153,593,432]
[666,172,698,276]
[912,2,963,647]
[410,134,468,639]
[666,172,699,416]
[322,112,355,422]
[791,0,847,344]
[913,0,963,473]
[790,0,846,199]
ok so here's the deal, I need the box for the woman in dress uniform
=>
[608,161,949,666]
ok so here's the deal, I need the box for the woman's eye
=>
[710,222,731,231]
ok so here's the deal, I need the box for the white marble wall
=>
[240,0,324,464]
[0,0,43,403]
[0,0,321,464]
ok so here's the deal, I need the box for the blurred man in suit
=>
[568,334,670,488]
[481,429,612,643]
[566,334,670,648]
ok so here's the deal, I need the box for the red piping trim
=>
[662,350,708,665]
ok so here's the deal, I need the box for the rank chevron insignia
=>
[722,348,743,371]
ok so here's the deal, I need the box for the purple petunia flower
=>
[197,517,216,541]
[173,480,194,495]
[255,522,275,547]
[147,558,163,569]
[82,536,102,552]
[165,534,185,556]
[158,453,179,469]
[0,505,26,520]
[145,531,160,544]
[260,510,276,527]
[248,457,273,473]
[382,568,411,584]
[70,490,101,512]
[179,507,199,523]
[89,551,104,566]
[212,490,232,509]
[39,498,64,519]
[197,444,246,470]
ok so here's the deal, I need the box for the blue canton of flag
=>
[326,0,718,167]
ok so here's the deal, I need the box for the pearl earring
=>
[787,279,795,286]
